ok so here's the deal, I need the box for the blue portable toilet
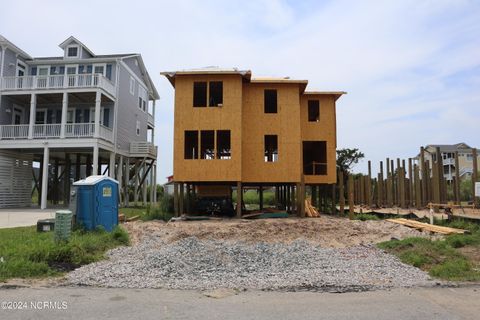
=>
[73,175,119,232]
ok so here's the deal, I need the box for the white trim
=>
[35,108,47,124]
[129,76,135,95]
[89,106,106,125]
[93,63,106,76]
[12,105,24,124]
[66,64,78,74]
[37,65,50,76]
[65,44,80,59]
[67,108,75,124]
[16,59,26,77]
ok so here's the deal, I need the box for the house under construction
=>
[162,68,345,217]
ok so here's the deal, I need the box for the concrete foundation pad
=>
[0,208,59,229]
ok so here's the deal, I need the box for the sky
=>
[1,0,479,182]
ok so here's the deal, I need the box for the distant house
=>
[0,35,159,208]
[162,67,345,216]
[417,143,479,182]
[163,175,174,195]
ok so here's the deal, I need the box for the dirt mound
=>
[123,216,434,248]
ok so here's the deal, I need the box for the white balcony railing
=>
[33,124,61,138]
[443,158,455,166]
[0,125,29,139]
[1,74,116,97]
[147,112,154,126]
[0,123,113,142]
[130,142,157,157]
[99,125,113,142]
[65,123,95,138]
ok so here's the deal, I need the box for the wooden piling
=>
[414,164,421,209]
[236,182,242,218]
[179,183,184,215]
[433,148,441,210]
[408,158,413,207]
[259,186,264,211]
[386,158,393,207]
[311,185,317,207]
[338,169,345,215]
[173,182,179,217]
[331,184,336,215]
[367,161,372,208]
[420,147,427,206]
[400,160,406,208]
[348,174,354,219]
[378,161,384,207]
[454,151,460,204]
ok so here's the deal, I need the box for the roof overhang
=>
[124,55,160,100]
[251,77,309,93]
[0,34,32,60]
[303,91,347,101]
[161,68,252,87]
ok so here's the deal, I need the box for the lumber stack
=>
[386,218,468,235]
[305,198,320,217]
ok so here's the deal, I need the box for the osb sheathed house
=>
[162,67,345,217]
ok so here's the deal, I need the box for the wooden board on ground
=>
[386,218,469,235]
[126,215,141,222]
[305,198,320,217]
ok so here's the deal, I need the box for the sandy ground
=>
[122,216,437,247]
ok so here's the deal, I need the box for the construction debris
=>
[243,212,289,219]
[126,215,141,222]
[386,218,469,235]
[118,214,126,223]
[305,198,320,217]
[170,215,223,222]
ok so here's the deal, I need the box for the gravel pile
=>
[68,236,433,292]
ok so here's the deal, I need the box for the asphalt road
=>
[0,285,478,320]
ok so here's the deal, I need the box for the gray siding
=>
[0,150,33,208]
[80,47,93,59]
[116,62,149,153]
[2,48,20,77]
[123,57,143,79]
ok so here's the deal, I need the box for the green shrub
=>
[160,194,174,214]
[378,231,480,281]
[430,258,479,281]
[112,226,130,245]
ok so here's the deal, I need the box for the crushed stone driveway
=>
[68,217,439,291]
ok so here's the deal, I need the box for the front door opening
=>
[264,135,278,162]
[303,141,327,175]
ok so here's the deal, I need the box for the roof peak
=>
[59,36,95,56]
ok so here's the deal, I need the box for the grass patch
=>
[378,222,480,281]
[0,225,129,282]
[120,194,174,222]
[233,190,276,205]
[353,213,380,221]
[119,206,148,219]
